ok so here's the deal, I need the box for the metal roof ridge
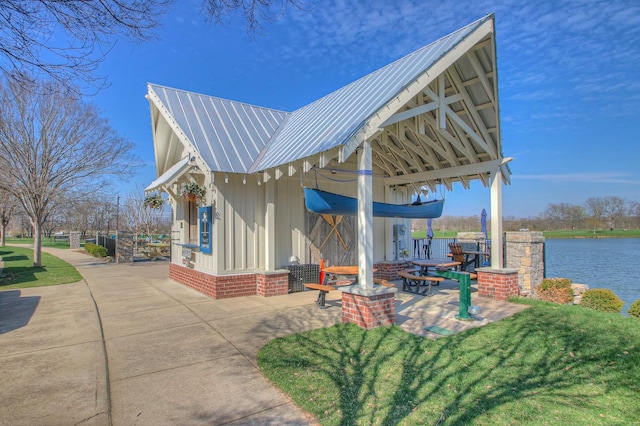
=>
[146,82,291,115]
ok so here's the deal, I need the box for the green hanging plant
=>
[143,193,164,209]
[179,182,206,204]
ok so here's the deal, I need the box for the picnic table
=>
[140,242,170,260]
[304,265,382,309]
[411,259,461,276]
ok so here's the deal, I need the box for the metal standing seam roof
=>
[148,14,493,176]
[149,85,290,174]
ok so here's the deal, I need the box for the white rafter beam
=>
[468,50,494,103]
[384,157,512,185]
[447,63,498,159]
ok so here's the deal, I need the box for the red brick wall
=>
[169,264,289,299]
[374,261,407,281]
[256,272,289,297]
[477,270,519,301]
[342,292,396,329]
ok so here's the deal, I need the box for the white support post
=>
[490,167,504,268]
[357,142,374,289]
[265,179,276,271]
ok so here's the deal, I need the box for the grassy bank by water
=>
[258,299,640,425]
[0,246,82,289]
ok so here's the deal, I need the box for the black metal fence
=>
[97,234,116,257]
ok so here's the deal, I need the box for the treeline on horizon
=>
[414,196,640,233]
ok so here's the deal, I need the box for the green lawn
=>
[0,246,82,289]
[4,237,74,249]
[258,299,640,425]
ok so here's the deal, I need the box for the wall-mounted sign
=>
[182,247,192,259]
[199,206,212,254]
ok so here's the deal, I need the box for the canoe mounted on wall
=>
[304,187,444,219]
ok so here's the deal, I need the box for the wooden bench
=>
[398,269,444,297]
[305,279,394,308]
[304,283,337,309]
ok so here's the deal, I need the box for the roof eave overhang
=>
[144,156,191,194]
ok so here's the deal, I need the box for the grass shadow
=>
[257,300,640,425]
[0,266,44,286]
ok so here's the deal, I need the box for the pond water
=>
[544,238,640,313]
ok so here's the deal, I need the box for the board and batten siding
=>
[173,170,414,275]
[215,173,264,272]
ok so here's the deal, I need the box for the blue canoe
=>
[304,188,444,219]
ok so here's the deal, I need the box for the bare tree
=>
[0,189,19,246]
[0,76,137,266]
[540,203,585,230]
[0,0,305,92]
[585,197,607,226]
[602,196,627,230]
[0,0,171,92]
[202,0,307,34]
[586,196,629,230]
[121,189,168,251]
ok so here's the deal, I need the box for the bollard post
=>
[435,269,473,320]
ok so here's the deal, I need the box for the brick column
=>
[476,268,519,301]
[373,261,407,281]
[340,286,397,329]
[256,271,289,297]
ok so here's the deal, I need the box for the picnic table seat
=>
[398,269,444,297]
[304,278,394,309]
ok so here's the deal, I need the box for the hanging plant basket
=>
[143,194,164,209]
[179,182,206,205]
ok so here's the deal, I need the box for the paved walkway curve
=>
[1,247,342,425]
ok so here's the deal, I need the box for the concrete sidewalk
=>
[0,248,526,425]
[1,248,341,425]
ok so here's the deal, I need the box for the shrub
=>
[84,242,108,258]
[535,278,574,304]
[628,300,640,319]
[580,288,624,313]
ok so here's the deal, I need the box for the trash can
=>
[282,264,320,293]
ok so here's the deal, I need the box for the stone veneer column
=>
[69,231,81,249]
[505,231,545,294]
[340,286,397,330]
[457,231,486,248]
[476,268,519,301]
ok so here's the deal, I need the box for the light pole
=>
[116,195,120,232]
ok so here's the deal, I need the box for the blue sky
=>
[92,0,640,217]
